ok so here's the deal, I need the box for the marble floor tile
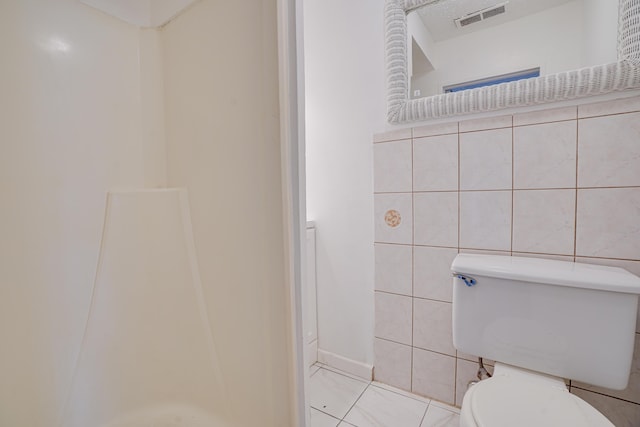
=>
[310,408,341,427]
[343,385,428,427]
[309,368,369,419]
[420,405,460,427]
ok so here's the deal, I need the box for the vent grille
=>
[455,2,508,28]
[459,14,482,27]
[482,5,506,19]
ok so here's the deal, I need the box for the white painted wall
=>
[408,10,437,96]
[0,1,157,425]
[304,0,386,369]
[583,0,619,66]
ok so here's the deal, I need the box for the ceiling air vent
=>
[455,2,508,28]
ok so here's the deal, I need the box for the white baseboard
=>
[317,349,373,381]
[307,340,318,367]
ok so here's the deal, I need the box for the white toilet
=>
[451,254,640,427]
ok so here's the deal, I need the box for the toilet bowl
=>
[459,364,613,427]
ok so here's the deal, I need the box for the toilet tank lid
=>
[451,254,640,294]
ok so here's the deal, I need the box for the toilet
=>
[451,254,640,427]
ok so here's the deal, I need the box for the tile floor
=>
[309,363,460,427]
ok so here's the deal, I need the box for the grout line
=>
[309,407,342,422]
[373,137,412,144]
[406,185,640,193]
[571,386,640,406]
[340,383,371,424]
[511,116,514,256]
[578,109,640,120]
[374,190,414,195]
[411,130,415,394]
[369,382,431,404]
[574,118,579,262]
[317,365,371,384]
[413,132,458,139]
[418,402,430,427]
[512,118,576,128]
[457,122,461,253]
[373,336,412,348]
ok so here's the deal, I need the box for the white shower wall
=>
[0,1,294,426]
[0,2,155,424]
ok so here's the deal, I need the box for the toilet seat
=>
[461,369,614,427]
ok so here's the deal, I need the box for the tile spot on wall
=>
[385,210,402,228]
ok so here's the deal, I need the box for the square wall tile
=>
[578,112,640,187]
[412,348,456,405]
[375,292,412,345]
[576,188,640,259]
[375,193,413,244]
[573,337,640,404]
[374,338,412,391]
[459,249,510,256]
[375,244,412,296]
[413,122,458,138]
[459,115,512,132]
[374,140,413,192]
[460,128,512,190]
[571,388,640,427]
[414,192,458,247]
[513,121,577,189]
[578,95,640,118]
[413,246,457,302]
[512,252,574,262]
[374,129,411,143]
[455,358,479,407]
[413,135,458,192]
[513,106,577,126]
[460,191,512,251]
[512,189,576,256]
[413,299,454,356]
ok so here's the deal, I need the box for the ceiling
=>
[81,0,200,28]
[416,0,576,41]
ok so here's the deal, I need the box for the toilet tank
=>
[451,254,640,390]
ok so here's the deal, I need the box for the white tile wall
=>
[413,135,458,192]
[373,338,412,391]
[413,298,454,356]
[577,112,640,188]
[459,191,512,251]
[373,95,640,424]
[374,292,412,345]
[412,348,456,404]
[459,128,512,191]
[374,193,413,244]
[512,189,576,255]
[513,121,577,189]
[374,140,413,193]
[413,246,457,302]
[576,188,640,259]
[374,244,413,296]
[414,192,458,247]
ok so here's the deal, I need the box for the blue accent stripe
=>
[445,70,540,93]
